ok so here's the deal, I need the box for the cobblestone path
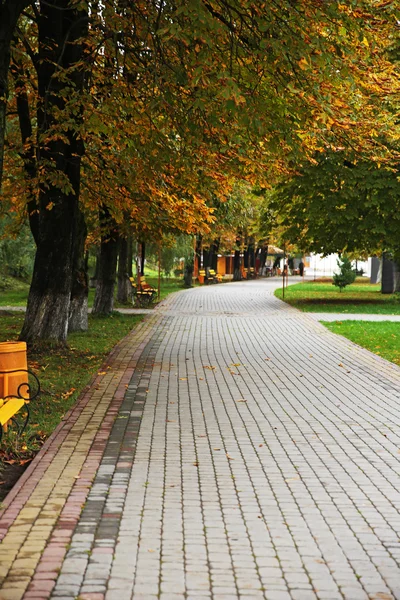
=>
[1,279,400,600]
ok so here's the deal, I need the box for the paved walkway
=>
[1,279,400,600]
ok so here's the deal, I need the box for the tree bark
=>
[0,0,30,189]
[249,238,255,270]
[117,236,131,303]
[195,234,202,274]
[19,0,88,344]
[243,247,249,270]
[233,235,242,281]
[68,208,88,332]
[11,44,39,241]
[210,239,219,271]
[184,262,193,287]
[20,195,78,344]
[202,247,210,270]
[92,208,119,315]
[140,241,146,276]
[127,235,133,277]
[259,245,267,274]
[381,253,394,294]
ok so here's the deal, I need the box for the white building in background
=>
[303,254,370,278]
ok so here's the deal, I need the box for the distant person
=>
[299,261,304,276]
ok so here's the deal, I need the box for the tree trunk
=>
[202,247,210,270]
[370,256,380,284]
[394,263,400,293]
[259,246,267,274]
[210,239,219,271]
[202,246,210,282]
[20,194,77,344]
[0,1,30,189]
[249,239,255,270]
[69,208,88,332]
[381,253,395,294]
[195,234,202,274]
[117,236,131,304]
[90,247,101,288]
[140,241,146,276]
[92,208,119,315]
[127,235,133,277]
[19,0,88,344]
[184,262,193,288]
[243,248,249,270]
[233,235,242,281]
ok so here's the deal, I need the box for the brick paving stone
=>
[2,279,400,599]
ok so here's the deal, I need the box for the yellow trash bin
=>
[0,341,29,399]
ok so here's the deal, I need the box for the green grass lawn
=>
[0,273,187,465]
[0,311,144,459]
[275,278,400,314]
[323,320,400,367]
[0,275,185,308]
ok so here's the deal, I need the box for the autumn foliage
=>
[0,0,399,341]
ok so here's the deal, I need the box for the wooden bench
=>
[130,276,157,307]
[0,369,40,443]
[208,269,219,284]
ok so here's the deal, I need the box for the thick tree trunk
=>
[20,194,77,344]
[19,1,88,344]
[92,209,119,315]
[117,236,131,304]
[69,209,88,332]
[0,1,29,189]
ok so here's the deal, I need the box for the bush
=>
[332,256,356,291]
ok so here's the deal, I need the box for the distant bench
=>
[130,276,157,307]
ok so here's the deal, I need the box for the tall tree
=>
[19,0,89,344]
[2,0,399,344]
[266,150,400,260]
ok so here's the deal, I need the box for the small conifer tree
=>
[332,256,356,292]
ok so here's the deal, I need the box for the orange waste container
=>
[0,341,28,399]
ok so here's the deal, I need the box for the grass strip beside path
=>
[0,276,186,308]
[0,311,143,465]
[323,320,400,368]
[275,279,400,314]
